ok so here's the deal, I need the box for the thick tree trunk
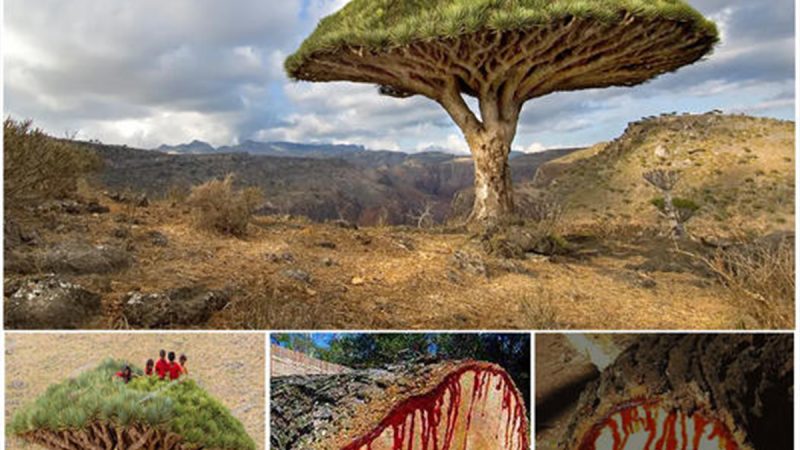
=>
[466,128,515,227]
[271,360,529,450]
[560,334,793,450]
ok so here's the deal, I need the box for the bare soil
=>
[3,197,769,330]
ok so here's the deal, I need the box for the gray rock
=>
[148,230,169,247]
[283,269,312,284]
[266,252,295,263]
[86,202,110,214]
[321,257,336,267]
[450,250,488,277]
[37,242,132,275]
[122,286,230,328]
[5,276,101,329]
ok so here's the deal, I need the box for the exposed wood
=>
[560,334,793,450]
[271,360,529,450]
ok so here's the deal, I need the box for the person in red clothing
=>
[155,349,170,379]
[145,359,155,376]
[114,365,133,384]
[167,351,183,380]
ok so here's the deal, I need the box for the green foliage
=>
[287,0,718,75]
[4,117,102,208]
[671,197,700,212]
[650,196,699,213]
[8,359,255,450]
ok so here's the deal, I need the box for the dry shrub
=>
[519,289,568,330]
[708,235,794,329]
[4,118,102,208]
[186,174,264,236]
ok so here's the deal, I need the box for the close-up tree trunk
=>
[271,360,529,450]
[559,334,793,450]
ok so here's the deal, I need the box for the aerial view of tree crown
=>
[286,0,718,226]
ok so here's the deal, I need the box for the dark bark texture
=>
[561,334,793,450]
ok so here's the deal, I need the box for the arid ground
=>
[4,333,265,450]
[4,113,794,330]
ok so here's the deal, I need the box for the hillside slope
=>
[531,112,795,237]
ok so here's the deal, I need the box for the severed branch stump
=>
[271,360,529,450]
[560,334,793,450]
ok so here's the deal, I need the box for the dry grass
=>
[3,191,780,331]
[709,236,794,329]
[187,175,264,237]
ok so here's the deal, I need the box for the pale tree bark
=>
[440,81,522,227]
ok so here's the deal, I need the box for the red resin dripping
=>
[341,363,529,450]
[577,398,741,450]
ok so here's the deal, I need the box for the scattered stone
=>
[392,235,415,251]
[450,250,488,277]
[5,276,102,329]
[332,219,358,230]
[4,220,40,249]
[283,269,312,284]
[9,380,26,390]
[321,257,336,267]
[148,230,169,247]
[112,227,131,239]
[122,286,230,328]
[136,194,150,207]
[37,242,132,275]
[317,241,337,249]
[86,201,110,214]
[350,276,365,286]
[265,252,295,264]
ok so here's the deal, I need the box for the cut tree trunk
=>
[271,360,529,450]
[559,334,793,450]
[465,125,516,227]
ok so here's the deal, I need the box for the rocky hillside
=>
[85,142,576,226]
[530,112,795,237]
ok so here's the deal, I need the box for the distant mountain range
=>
[155,139,533,160]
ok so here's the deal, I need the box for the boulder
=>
[122,286,230,328]
[37,242,132,275]
[5,276,102,329]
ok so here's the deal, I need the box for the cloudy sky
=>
[3,0,795,153]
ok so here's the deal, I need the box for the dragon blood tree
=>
[286,0,718,226]
[560,334,793,450]
[8,359,256,450]
[271,360,529,450]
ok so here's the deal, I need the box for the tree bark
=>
[271,360,529,450]
[467,130,515,226]
[559,334,793,450]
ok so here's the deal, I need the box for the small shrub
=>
[707,235,794,329]
[4,118,102,208]
[186,175,264,237]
